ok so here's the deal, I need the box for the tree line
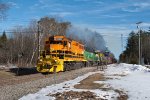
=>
[119,30,150,64]
[0,17,70,67]
[0,17,108,67]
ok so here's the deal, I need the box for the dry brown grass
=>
[115,89,128,100]
[74,73,106,89]
[74,73,128,100]
[48,91,105,100]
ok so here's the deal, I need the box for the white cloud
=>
[137,22,150,31]
[130,22,150,31]
[122,8,140,12]
[92,25,131,38]
[74,0,103,4]
[8,2,19,8]
[142,22,150,27]
[48,12,74,17]
[95,14,130,18]
[134,2,150,8]
[121,2,150,12]
[76,24,131,34]
[30,0,77,13]
[83,1,150,13]
[73,0,92,2]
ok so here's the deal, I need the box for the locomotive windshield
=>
[50,41,63,45]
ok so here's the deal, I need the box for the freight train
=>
[37,35,114,73]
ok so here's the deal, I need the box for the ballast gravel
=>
[0,67,97,100]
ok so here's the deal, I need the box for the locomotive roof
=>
[49,35,84,46]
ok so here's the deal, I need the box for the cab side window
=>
[64,41,67,46]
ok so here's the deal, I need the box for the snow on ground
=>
[20,63,150,100]
[104,63,150,100]
[0,65,17,70]
[20,71,117,100]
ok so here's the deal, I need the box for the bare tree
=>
[57,22,71,35]
[39,17,70,35]
[38,17,71,49]
[7,20,38,67]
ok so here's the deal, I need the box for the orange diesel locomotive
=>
[37,35,86,73]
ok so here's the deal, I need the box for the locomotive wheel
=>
[64,62,71,71]
[64,63,67,71]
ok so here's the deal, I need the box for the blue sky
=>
[1,0,150,59]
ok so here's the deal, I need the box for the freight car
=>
[37,35,112,73]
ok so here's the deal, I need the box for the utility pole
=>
[121,34,123,52]
[136,21,142,65]
[37,21,40,60]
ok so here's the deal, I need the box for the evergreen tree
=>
[120,30,150,64]
[0,31,8,63]
[0,31,7,48]
[1,31,7,41]
[119,31,139,64]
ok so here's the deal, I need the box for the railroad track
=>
[0,69,44,87]
[0,66,98,87]
[0,67,98,100]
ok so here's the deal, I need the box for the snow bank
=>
[105,63,150,100]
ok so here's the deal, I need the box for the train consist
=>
[37,35,115,73]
